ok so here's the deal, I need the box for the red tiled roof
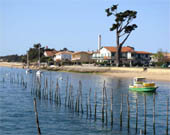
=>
[135,51,151,54]
[72,51,90,55]
[104,47,117,52]
[104,46,134,53]
[45,51,57,57]
[55,51,73,55]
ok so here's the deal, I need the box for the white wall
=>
[100,48,111,57]
[44,52,48,57]
[127,52,132,59]
[53,54,61,61]
[54,53,72,61]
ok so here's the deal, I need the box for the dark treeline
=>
[0,54,26,62]
[0,43,72,64]
[0,43,49,63]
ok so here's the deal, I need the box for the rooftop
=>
[73,51,92,55]
[44,50,58,57]
[104,46,135,53]
[55,51,73,55]
[135,51,152,54]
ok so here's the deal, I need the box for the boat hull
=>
[129,86,158,92]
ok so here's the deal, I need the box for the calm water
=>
[0,67,170,135]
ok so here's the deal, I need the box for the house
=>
[92,46,152,66]
[150,52,170,65]
[72,51,93,63]
[44,50,58,57]
[92,46,134,64]
[53,51,72,62]
[134,51,152,65]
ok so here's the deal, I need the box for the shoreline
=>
[0,62,170,82]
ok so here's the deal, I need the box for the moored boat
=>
[26,69,32,74]
[129,77,158,92]
[36,70,42,77]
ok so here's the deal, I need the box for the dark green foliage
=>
[0,43,45,63]
[28,44,45,62]
[60,48,68,51]
[105,4,137,66]
[106,6,137,34]
[0,54,26,62]
[153,49,167,67]
[34,43,41,49]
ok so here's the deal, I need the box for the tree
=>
[60,48,68,51]
[153,49,166,66]
[28,44,45,62]
[105,5,137,66]
[34,43,41,49]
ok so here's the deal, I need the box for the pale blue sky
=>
[0,0,169,56]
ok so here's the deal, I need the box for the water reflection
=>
[0,67,169,135]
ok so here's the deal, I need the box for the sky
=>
[0,0,170,56]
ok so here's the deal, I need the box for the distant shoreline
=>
[0,62,170,82]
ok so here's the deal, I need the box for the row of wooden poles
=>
[1,72,27,89]
[32,75,169,135]
[1,72,169,135]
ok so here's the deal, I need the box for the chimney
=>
[98,34,101,50]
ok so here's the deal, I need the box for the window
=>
[138,54,140,58]
[111,53,115,56]
[122,53,127,58]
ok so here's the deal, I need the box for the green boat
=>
[129,77,158,92]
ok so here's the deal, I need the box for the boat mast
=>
[38,46,40,69]
[27,51,29,68]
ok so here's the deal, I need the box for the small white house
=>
[92,46,152,66]
[92,46,135,64]
[44,50,57,57]
[53,51,72,62]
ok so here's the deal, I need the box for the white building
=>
[44,50,57,57]
[134,51,151,65]
[53,51,72,62]
[92,46,151,66]
[93,46,134,62]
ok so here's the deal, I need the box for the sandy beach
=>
[0,62,24,68]
[0,62,170,82]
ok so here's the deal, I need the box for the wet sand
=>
[0,62,170,82]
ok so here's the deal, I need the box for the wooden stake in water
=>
[33,98,41,135]
[94,89,97,121]
[75,84,80,113]
[144,95,146,135]
[55,79,59,105]
[104,86,108,125]
[79,81,83,114]
[69,85,74,109]
[65,77,68,107]
[89,88,92,118]
[110,88,113,126]
[120,94,123,129]
[136,97,138,134]
[166,97,169,135]
[75,87,80,113]
[86,94,88,119]
[68,84,72,108]
[58,81,61,106]
[127,94,130,132]
[102,81,105,123]
[153,94,155,135]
